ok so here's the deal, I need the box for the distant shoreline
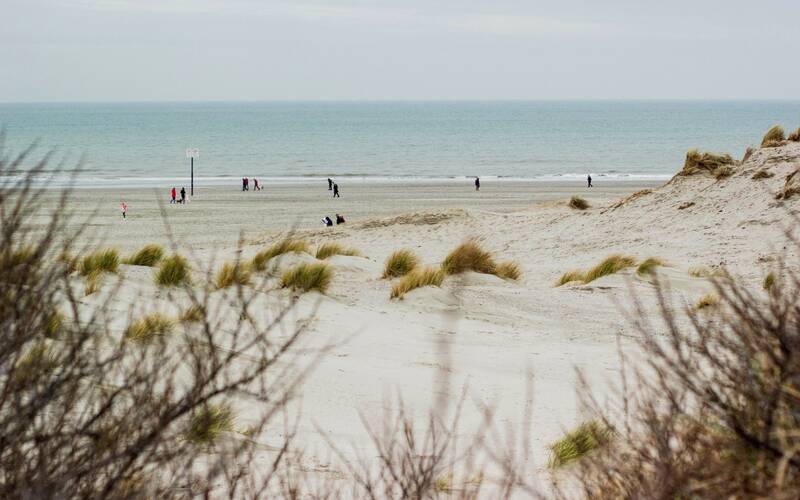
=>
[2,173,673,190]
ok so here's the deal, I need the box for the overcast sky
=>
[3,0,799,101]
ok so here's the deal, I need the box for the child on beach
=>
[170,187,177,203]
[121,201,128,219]
[323,216,333,227]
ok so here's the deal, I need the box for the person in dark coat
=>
[336,214,345,224]
[475,177,480,191]
[333,183,340,198]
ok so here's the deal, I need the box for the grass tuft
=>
[390,266,445,299]
[548,420,614,469]
[680,149,735,176]
[789,127,800,142]
[382,249,420,279]
[637,257,665,276]
[124,244,164,267]
[14,342,59,387]
[80,249,120,276]
[84,271,102,295]
[556,270,585,287]
[280,262,333,293]
[761,125,785,148]
[713,165,733,180]
[124,313,174,343]
[251,239,311,271]
[214,262,252,289]
[763,272,775,291]
[695,293,720,310]
[315,242,361,260]
[186,404,236,445]
[752,169,774,180]
[441,240,496,275]
[495,261,522,281]
[155,255,191,287]
[688,266,728,279]
[179,305,205,324]
[582,255,636,284]
[556,255,636,286]
[569,196,590,210]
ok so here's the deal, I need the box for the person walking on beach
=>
[121,201,128,219]
[170,187,177,204]
[587,174,593,188]
[333,183,340,198]
[242,177,247,191]
[328,178,333,191]
[253,178,261,191]
[475,177,480,191]
[180,187,186,204]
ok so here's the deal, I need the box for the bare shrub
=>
[0,142,319,498]
[560,252,800,498]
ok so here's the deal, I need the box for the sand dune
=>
[38,142,800,490]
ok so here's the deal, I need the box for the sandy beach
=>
[22,142,800,491]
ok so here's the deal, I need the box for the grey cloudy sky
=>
[3,0,799,101]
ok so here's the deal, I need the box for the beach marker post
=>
[185,148,199,196]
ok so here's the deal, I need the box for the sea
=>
[1,101,799,187]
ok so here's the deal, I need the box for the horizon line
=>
[3,98,800,105]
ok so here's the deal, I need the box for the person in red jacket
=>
[170,187,177,204]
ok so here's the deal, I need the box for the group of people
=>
[170,187,187,204]
[327,178,340,197]
[322,214,346,226]
[242,177,262,191]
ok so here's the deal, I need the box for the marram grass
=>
[761,124,785,148]
[548,420,614,469]
[556,255,637,286]
[124,313,175,343]
[680,149,734,176]
[180,305,205,324]
[214,262,252,289]
[186,404,236,445]
[280,262,333,293]
[441,240,496,276]
[80,249,120,276]
[124,244,164,267]
[695,293,720,310]
[382,249,420,279]
[763,272,776,291]
[568,196,590,210]
[495,261,522,281]
[636,257,665,276]
[251,239,311,271]
[156,255,191,287]
[390,266,445,299]
[315,242,361,260]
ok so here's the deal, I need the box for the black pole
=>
[190,157,194,196]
